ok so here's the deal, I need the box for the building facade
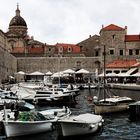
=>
[0,5,140,83]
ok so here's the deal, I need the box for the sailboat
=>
[93,45,134,114]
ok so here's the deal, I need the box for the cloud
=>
[0,0,140,44]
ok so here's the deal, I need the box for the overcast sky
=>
[0,0,140,44]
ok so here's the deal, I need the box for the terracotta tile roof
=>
[28,47,44,53]
[12,47,25,53]
[102,24,125,31]
[56,43,80,53]
[106,59,137,68]
[125,35,140,42]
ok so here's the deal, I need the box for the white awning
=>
[126,68,138,75]
[63,69,75,74]
[118,73,130,77]
[29,71,44,75]
[132,72,140,77]
[15,71,25,75]
[51,71,64,77]
[98,73,104,77]
[76,69,89,74]
[46,71,52,75]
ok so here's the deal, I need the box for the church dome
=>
[9,5,27,27]
[9,16,27,27]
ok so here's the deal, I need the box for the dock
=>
[109,83,140,91]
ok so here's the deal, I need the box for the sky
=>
[0,0,140,45]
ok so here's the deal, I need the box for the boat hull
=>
[94,103,129,114]
[58,121,102,136]
[3,120,53,137]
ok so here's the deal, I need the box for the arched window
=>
[59,46,63,53]
[68,46,72,52]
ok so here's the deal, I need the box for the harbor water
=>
[1,88,140,140]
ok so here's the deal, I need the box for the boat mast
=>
[103,45,106,101]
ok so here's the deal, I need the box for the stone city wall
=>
[17,57,101,73]
[0,46,17,83]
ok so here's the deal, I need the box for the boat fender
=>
[89,124,95,129]
[93,96,98,103]
[98,122,102,127]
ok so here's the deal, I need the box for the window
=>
[106,70,112,74]
[59,46,63,53]
[112,34,115,39]
[129,49,133,55]
[120,50,123,55]
[135,49,139,55]
[109,49,114,55]
[48,48,51,52]
[95,51,99,56]
[114,70,120,74]
[80,46,83,52]
[68,46,72,52]
[121,70,127,73]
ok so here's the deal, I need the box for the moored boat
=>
[2,110,56,137]
[94,96,134,114]
[57,113,103,137]
[3,120,53,137]
[94,45,135,114]
[2,106,71,137]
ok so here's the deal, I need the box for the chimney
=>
[125,26,127,34]
[102,24,104,29]
[89,35,92,38]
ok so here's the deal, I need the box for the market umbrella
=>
[76,69,89,74]
[63,69,75,74]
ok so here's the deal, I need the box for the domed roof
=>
[9,5,27,27]
[9,16,27,27]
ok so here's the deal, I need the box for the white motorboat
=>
[34,86,79,104]
[3,119,53,137]
[57,113,103,137]
[2,106,71,137]
[0,89,35,111]
[2,110,56,137]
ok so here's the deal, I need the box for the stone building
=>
[78,24,140,67]
[4,5,84,58]
[0,5,140,83]
[0,30,17,83]
[5,6,140,63]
